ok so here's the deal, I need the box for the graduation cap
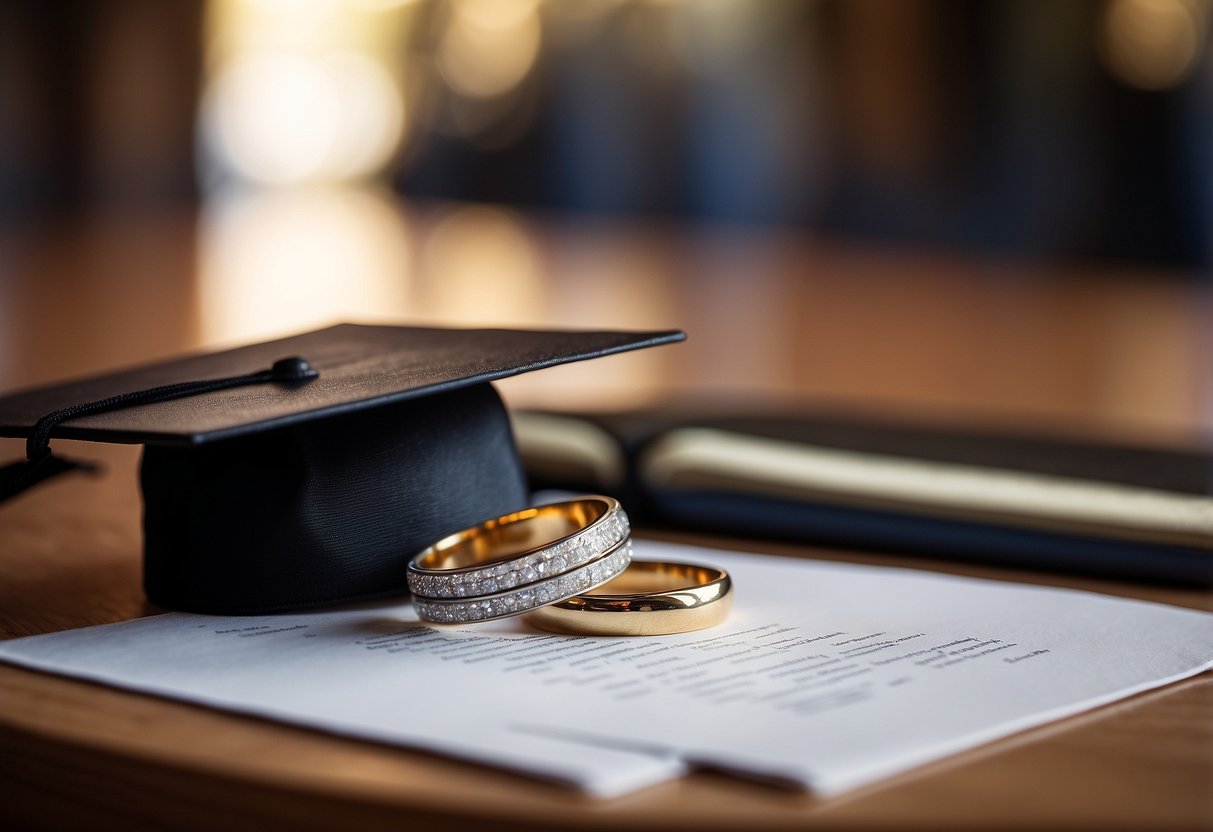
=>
[0,324,684,614]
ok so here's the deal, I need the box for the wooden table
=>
[1,200,1211,829]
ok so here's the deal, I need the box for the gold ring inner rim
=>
[550,560,730,613]
[411,497,613,573]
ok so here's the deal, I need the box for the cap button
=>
[271,356,319,381]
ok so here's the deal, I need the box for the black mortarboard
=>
[0,324,684,614]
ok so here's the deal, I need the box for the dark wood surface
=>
[1,204,1210,829]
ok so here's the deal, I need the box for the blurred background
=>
[0,0,1210,442]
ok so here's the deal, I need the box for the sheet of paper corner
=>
[1,541,1210,798]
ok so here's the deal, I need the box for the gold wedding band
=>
[412,539,632,625]
[408,496,632,624]
[525,560,732,636]
[408,496,628,599]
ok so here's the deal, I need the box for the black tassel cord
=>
[0,356,318,502]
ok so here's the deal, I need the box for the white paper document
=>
[2,541,1211,797]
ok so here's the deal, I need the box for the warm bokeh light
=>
[544,0,627,45]
[203,51,404,185]
[348,0,423,10]
[1099,0,1209,90]
[198,187,413,344]
[198,1,420,344]
[437,0,543,99]
[202,0,413,186]
[420,204,547,324]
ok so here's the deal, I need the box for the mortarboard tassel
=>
[0,356,318,502]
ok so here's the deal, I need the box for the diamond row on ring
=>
[407,507,630,599]
[413,540,632,624]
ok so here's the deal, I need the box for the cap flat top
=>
[0,324,685,446]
